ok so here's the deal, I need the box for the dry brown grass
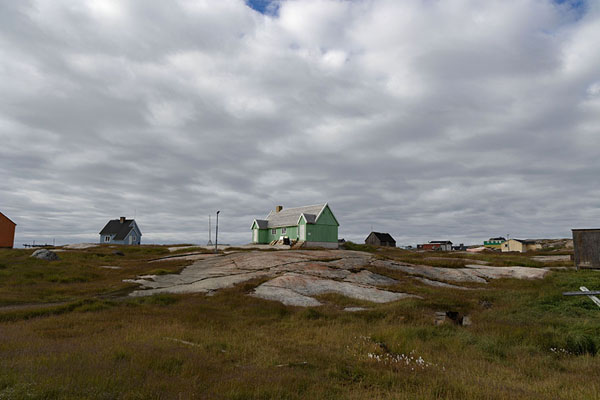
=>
[0,245,599,399]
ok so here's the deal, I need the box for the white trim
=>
[296,213,307,225]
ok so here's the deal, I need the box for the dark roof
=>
[429,240,452,244]
[253,219,268,229]
[489,237,506,241]
[99,219,139,240]
[513,239,537,244]
[0,211,16,226]
[368,232,396,243]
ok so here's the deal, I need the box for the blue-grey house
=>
[99,217,142,245]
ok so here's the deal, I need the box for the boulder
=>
[30,249,60,261]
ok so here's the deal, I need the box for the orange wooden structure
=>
[0,211,16,248]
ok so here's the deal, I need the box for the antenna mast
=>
[207,215,213,245]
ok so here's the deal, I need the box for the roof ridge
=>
[274,203,326,212]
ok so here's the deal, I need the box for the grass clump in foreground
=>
[0,245,599,399]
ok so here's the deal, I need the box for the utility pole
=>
[215,210,220,254]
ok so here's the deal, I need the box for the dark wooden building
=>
[572,229,600,270]
[0,211,16,248]
[365,232,396,247]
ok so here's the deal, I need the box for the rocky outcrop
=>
[30,249,60,261]
[126,250,549,307]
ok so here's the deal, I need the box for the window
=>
[281,228,287,235]
[271,229,276,234]
[104,236,110,242]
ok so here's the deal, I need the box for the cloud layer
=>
[1,0,599,246]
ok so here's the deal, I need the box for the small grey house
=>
[365,232,396,247]
[99,217,141,245]
[572,229,600,270]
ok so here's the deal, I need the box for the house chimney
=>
[120,217,126,224]
[275,206,283,213]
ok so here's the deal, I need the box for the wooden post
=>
[580,286,600,309]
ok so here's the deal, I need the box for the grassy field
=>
[1,245,599,399]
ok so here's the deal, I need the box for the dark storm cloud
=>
[1,0,600,246]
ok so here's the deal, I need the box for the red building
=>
[0,211,16,248]
[417,241,453,251]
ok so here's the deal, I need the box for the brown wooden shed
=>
[365,232,396,247]
[0,211,16,248]
[572,229,600,270]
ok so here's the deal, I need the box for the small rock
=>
[30,249,60,261]
[113,251,125,256]
[344,307,367,312]
[445,311,462,323]
[435,311,468,326]
[479,300,493,309]
[434,311,447,325]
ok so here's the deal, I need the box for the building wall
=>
[0,214,16,248]
[502,240,524,252]
[316,206,338,226]
[365,234,381,246]
[573,230,600,269]
[264,225,297,242]
[306,223,338,243]
[123,229,141,245]
[306,206,338,243]
[100,234,114,244]
[483,242,504,249]
[252,228,270,243]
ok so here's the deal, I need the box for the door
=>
[253,229,258,243]
[299,225,305,241]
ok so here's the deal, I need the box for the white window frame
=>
[281,227,287,235]
[104,236,111,242]
[271,228,276,234]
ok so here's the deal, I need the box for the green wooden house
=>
[251,203,339,248]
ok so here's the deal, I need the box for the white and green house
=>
[251,203,339,248]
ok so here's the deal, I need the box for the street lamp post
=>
[215,210,220,254]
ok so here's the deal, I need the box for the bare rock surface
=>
[127,250,549,306]
[150,253,218,262]
[252,273,419,305]
[532,255,571,262]
[424,257,490,265]
[414,277,472,290]
[344,307,368,312]
[30,249,60,261]
[371,260,549,283]
[62,243,98,250]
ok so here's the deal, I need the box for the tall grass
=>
[0,245,598,399]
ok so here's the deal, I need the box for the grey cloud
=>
[1,0,599,247]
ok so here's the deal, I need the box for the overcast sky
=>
[1,0,599,247]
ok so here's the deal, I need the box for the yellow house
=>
[501,239,541,253]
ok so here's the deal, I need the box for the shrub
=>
[565,332,597,356]
[342,241,376,253]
